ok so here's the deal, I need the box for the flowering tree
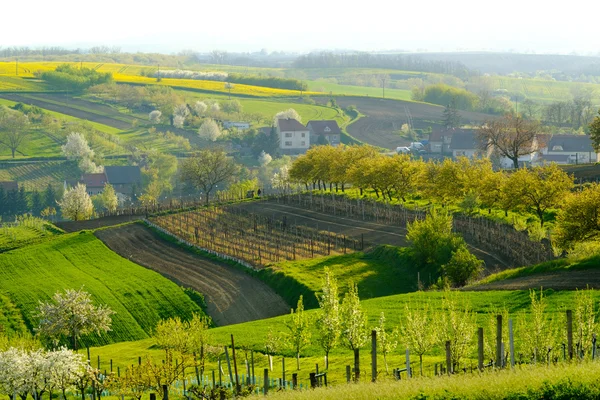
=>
[400,301,439,375]
[78,157,103,174]
[149,110,162,123]
[316,268,341,370]
[0,347,28,398]
[258,151,272,167]
[271,165,291,193]
[340,283,369,382]
[62,132,94,160]
[210,103,220,114]
[173,115,185,129]
[197,119,221,142]
[193,101,207,116]
[35,288,114,350]
[100,183,118,212]
[264,329,280,372]
[173,104,189,118]
[274,108,301,126]
[58,183,94,221]
[376,312,398,374]
[284,296,311,370]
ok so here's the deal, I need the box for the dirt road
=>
[95,223,290,326]
[467,270,600,291]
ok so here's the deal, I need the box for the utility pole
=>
[16,58,18,76]
[157,64,160,81]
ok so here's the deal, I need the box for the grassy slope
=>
[307,80,412,101]
[473,253,600,287]
[0,293,27,336]
[258,245,428,308]
[0,232,204,347]
[0,222,62,252]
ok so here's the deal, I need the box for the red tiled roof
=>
[81,173,108,188]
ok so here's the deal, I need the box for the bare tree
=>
[477,114,542,169]
[180,149,239,205]
[0,107,29,158]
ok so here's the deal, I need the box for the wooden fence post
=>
[292,373,298,389]
[309,373,317,388]
[282,357,286,387]
[224,347,234,387]
[150,393,156,400]
[567,310,573,360]
[264,369,269,394]
[162,385,168,400]
[371,330,377,383]
[496,315,503,368]
[405,348,411,378]
[445,341,452,375]
[346,365,351,383]
[231,335,240,393]
[509,319,515,369]
[478,327,484,372]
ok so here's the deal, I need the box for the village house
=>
[540,134,598,165]
[306,120,341,146]
[104,166,142,195]
[277,118,310,154]
[428,129,456,154]
[449,131,482,159]
[65,173,108,196]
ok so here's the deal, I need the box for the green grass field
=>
[0,231,205,347]
[0,219,62,252]
[0,76,52,92]
[257,245,427,309]
[307,80,412,101]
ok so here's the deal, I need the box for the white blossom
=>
[198,118,221,142]
[258,151,272,167]
[149,110,162,123]
[57,183,94,221]
[78,157,103,174]
[173,115,185,129]
[173,104,190,118]
[210,102,220,114]
[193,101,208,115]
[62,132,94,160]
[274,108,301,126]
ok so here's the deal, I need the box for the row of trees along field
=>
[39,64,112,91]
[0,184,58,218]
[289,145,574,227]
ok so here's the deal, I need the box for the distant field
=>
[0,220,61,252]
[0,231,205,347]
[0,160,79,191]
[0,76,52,92]
[307,80,412,101]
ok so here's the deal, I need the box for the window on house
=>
[285,141,292,146]
[301,132,306,138]
[301,141,306,146]
[285,132,293,138]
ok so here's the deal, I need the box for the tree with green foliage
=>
[100,183,118,213]
[401,301,439,375]
[0,106,30,159]
[574,288,598,359]
[406,208,464,268]
[16,186,28,215]
[0,186,5,216]
[442,246,484,287]
[284,296,311,370]
[442,98,461,128]
[555,183,600,249]
[180,149,239,205]
[264,329,280,371]
[590,109,600,151]
[44,184,57,209]
[376,312,398,374]
[30,190,44,216]
[340,283,369,382]
[440,294,476,368]
[35,288,114,350]
[40,64,112,91]
[523,290,559,363]
[503,164,573,227]
[316,268,341,370]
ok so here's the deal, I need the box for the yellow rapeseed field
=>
[0,62,315,97]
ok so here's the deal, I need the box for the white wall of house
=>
[546,151,598,164]
[499,153,538,169]
[452,149,478,158]
[429,142,442,153]
[279,130,310,150]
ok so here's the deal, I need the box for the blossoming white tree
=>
[258,150,272,167]
[193,101,208,116]
[316,268,341,370]
[58,183,94,221]
[149,110,162,123]
[340,283,369,382]
[198,119,221,142]
[173,115,185,129]
[210,102,220,114]
[62,132,94,160]
[274,108,301,126]
[35,288,114,350]
[271,165,290,193]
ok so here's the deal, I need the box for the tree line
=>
[40,64,113,91]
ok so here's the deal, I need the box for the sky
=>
[1,0,599,55]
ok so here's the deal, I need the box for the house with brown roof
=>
[542,134,598,164]
[449,131,483,159]
[104,166,142,195]
[64,172,108,196]
[306,120,341,146]
[429,129,456,154]
[278,118,310,154]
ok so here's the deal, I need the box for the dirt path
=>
[467,270,600,291]
[232,201,508,270]
[0,93,133,130]
[95,224,290,326]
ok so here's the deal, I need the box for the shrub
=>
[442,245,484,287]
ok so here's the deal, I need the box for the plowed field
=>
[95,223,289,326]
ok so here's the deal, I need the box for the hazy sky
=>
[2,0,598,55]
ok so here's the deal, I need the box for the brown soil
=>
[56,216,141,232]
[94,223,290,326]
[317,96,493,150]
[467,269,600,291]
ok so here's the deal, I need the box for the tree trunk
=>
[374,189,379,198]
[324,352,329,370]
[11,149,15,159]
[383,353,388,374]
[359,188,363,196]
[296,353,300,370]
[512,157,519,169]
[205,191,210,206]
[538,209,545,227]
[268,355,273,371]
[342,183,345,192]
[329,182,332,191]
[420,354,423,376]
[353,348,360,382]
[72,334,77,351]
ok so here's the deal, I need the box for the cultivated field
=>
[94,223,290,326]
[0,160,79,191]
[323,96,493,149]
[0,231,204,346]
